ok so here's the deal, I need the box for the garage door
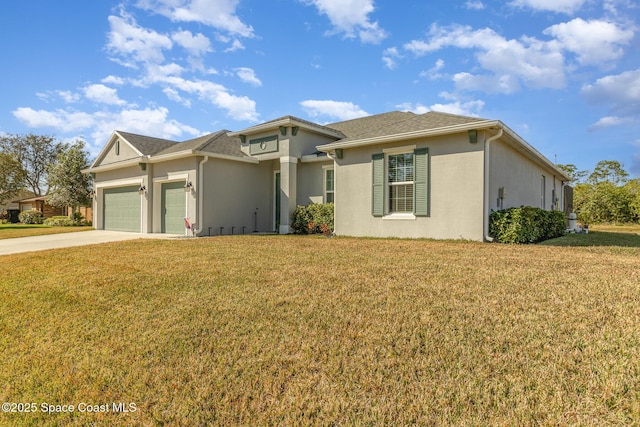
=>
[161,181,186,234]
[103,186,141,232]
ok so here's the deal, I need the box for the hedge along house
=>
[85,111,569,240]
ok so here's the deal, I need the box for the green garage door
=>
[103,186,141,232]
[162,181,186,234]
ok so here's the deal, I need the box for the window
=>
[115,140,120,155]
[388,153,414,213]
[372,148,428,217]
[324,167,334,203]
[541,175,546,209]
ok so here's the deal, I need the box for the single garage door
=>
[161,181,186,234]
[103,186,141,232]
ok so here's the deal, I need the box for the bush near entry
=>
[291,203,334,235]
[490,206,565,244]
[18,209,44,224]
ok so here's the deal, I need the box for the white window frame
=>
[323,165,334,204]
[383,145,416,219]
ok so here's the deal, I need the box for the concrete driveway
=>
[0,230,183,256]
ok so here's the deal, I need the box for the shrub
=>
[18,209,44,224]
[291,203,334,235]
[489,206,565,244]
[44,216,75,226]
[71,211,85,224]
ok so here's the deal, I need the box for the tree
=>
[0,152,26,205]
[0,133,64,196]
[556,163,588,185]
[625,179,640,222]
[587,160,629,185]
[46,140,92,211]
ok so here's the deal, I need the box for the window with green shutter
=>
[371,148,429,217]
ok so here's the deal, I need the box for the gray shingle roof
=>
[116,131,178,156]
[116,130,249,159]
[325,111,488,142]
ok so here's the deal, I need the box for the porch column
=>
[279,156,298,234]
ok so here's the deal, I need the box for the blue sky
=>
[1,0,638,176]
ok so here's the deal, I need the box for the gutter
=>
[483,128,503,242]
[193,155,209,236]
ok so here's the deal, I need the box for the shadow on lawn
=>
[540,231,640,248]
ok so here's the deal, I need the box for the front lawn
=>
[0,223,93,240]
[0,235,639,425]
[539,224,640,247]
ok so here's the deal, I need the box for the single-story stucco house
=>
[84,111,570,241]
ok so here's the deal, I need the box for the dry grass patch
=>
[0,224,93,240]
[0,236,639,425]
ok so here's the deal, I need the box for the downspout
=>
[483,128,503,242]
[193,155,209,236]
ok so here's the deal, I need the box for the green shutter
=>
[414,147,429,216]
[372,153,384,216]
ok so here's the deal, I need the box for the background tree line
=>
[558,160,640,224]
[0,133,92,212]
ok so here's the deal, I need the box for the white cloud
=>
[405,24,565,93]
[419,59,445,80]
[304,0,387,44]
[300,100,369,121]
[12,106,199,151]
[382,47,401,70]
[509,0,586,14]
[235,67,262,86]
[56,90,81,103]
[397,99,485,117]
[465,1,485,10]
[544,18,634,66]
[13,108,95,133]
[107,14,173,65]
[224,39,245,52]
[159,76,259,121]
[171,30,212,56]
[101,75,126,85]
[135,0,254,38]
[582,68,640,128]
[83,84,127,106]
[588,115,635,130]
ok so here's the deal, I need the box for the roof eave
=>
[317,120,500,151]
[193,150,259,164]
[83,156,148,174]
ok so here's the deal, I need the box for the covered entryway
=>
[161,181,186,234]
[103,186,141,232]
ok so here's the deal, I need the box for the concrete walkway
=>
[0,230,183,256]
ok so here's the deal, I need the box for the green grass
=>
[1,235,639,425]
[0,224,93,240]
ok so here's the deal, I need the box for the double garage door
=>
[103,183,185,233]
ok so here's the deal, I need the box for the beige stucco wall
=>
[489,140,563,212]
[334,133,485,240]
[99,139,139,165]
[297,160,332,205]
[200,157,273,236]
